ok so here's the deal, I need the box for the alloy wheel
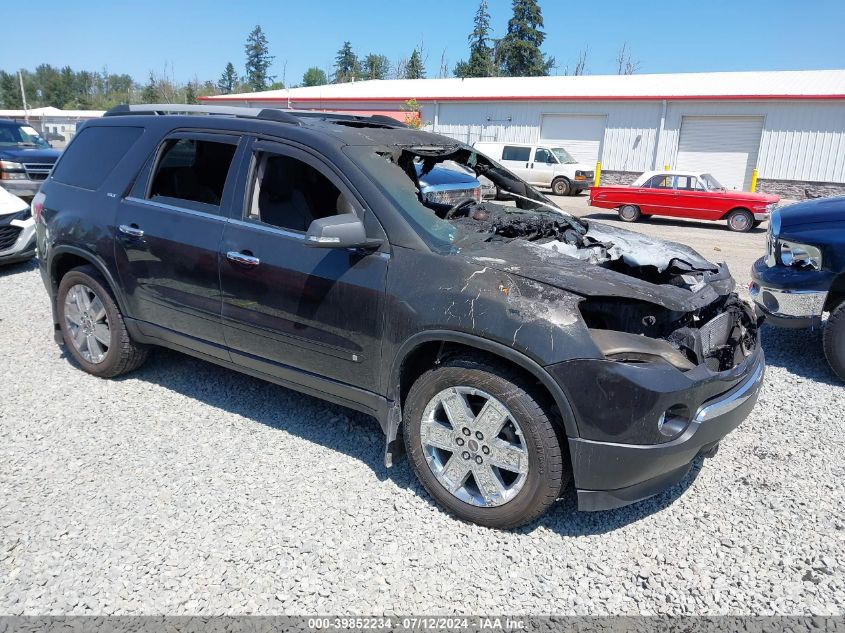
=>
[419,386,529,507]
[63,284,111,364]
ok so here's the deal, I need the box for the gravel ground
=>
[1,254,843,616]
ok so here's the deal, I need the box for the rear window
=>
[502,146,531,162]
[51,126,143,190]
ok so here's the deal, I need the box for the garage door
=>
[676,116,764,191]
[539,114,606,165]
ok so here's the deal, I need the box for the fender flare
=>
[388,329,579,438]
[49,245,130,317]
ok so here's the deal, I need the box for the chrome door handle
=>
[226,251,260,267]
[119,224,144,238]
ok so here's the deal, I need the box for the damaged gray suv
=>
[35,105,765,529]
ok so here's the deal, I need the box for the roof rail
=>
[103,103,301,125]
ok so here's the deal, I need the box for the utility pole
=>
[18,71,29,121]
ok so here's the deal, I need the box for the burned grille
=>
[23,163,53,181]
[700,311,734,356]
[0,225,22,251]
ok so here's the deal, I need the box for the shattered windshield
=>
[551,147,577,164]
[344,143,586,252]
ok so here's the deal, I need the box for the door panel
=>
[114,133,242,352]
[115,199,228,347]
[636,175,675,215]
[220,141,388,392]
[531,147,556,186]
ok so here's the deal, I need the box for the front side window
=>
[534,148,555,164]
[676,176,695,190]
[700,173,724,191]
[247,152,351,233]
[502,146,531,162]
[148,138,236,209]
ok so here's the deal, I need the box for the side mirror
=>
[305,214,382,249]
[546,157,555,164]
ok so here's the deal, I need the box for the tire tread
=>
[403,353,568,529]
[823,300,845,382]
[58,265,148,378]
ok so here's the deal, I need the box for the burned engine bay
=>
[396,145,759,372]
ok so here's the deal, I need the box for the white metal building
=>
[202,70,845,197]
[0,107,105,148]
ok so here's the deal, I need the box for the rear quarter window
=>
[502,146,531,162]
[51,126,144,190]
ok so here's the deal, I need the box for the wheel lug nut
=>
[456,437,465,446]
[475,431,484,440]
[462,451,471,460]
[475,455,483,464]
[462,428,471,436]
[482,445,490,455]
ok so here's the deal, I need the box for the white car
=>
[473,141,594,196]
[0,185,36,265]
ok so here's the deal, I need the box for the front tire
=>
[551,178,571,196]
[403,355,568,529]
[726,209,754,232]
[57,265,149,378]
[823,300,845,382]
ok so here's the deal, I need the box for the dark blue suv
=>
[34,104,765,528]
[751,197,845,381]
[0,118,62,199]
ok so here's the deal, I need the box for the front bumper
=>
[750,256,831,328]
[753,211,770,221]
[0,216,36,264]
[548,341,764,512]
[571,179,591,191]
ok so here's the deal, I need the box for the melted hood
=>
[461,220,729,313]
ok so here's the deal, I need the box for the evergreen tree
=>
[404,49,425,79]
[498,0,555,77]
[141,71,158,103]
[218,62,238,94]
[244,25,274,91]
[302,67,328,87]
[0,71,22,108]
[185,82,197,104]
[362,54,391,80]
[333,41,360,83]
[454,0,495,78]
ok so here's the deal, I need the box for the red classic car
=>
[589,170,780,232]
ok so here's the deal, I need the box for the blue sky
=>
[3,0,844,85]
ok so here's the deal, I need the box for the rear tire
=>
[552,178,571,196]
[823,300,845,383]
[726,209,754,232]
[618,204,641,222]
[403,355,568,529]
[57,265,149,378]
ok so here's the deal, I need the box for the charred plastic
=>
[449,204,758,373]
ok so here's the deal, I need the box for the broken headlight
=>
[778,239,822,270]
[423,187,482,206]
